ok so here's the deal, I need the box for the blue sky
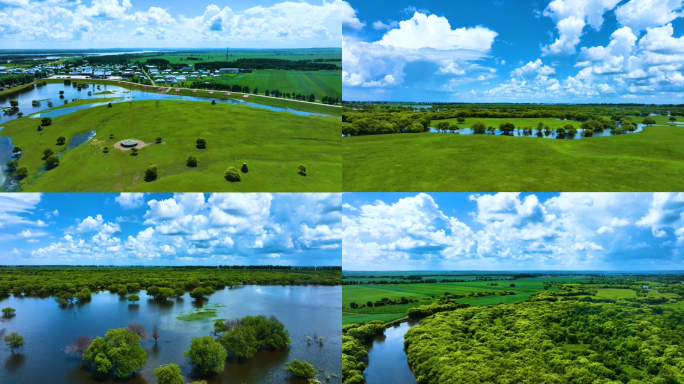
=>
[343,192,684,271]
[0,193,341,266]
[343,0,684,103]
[0,0,342,48]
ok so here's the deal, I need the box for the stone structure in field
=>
[241,163,248,173]
[37,125,43,131]
[121,139,138,148]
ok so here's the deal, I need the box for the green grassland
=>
[647,291,680,298]
[43,79,341,116]
[137,48,342,64]
[342,121,684,191]
[662,301,684,309]
[211,70,342,100]
[595,288,637,299]
[4,99,341,192]
[342,277,588,325]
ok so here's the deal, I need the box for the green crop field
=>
[342,120,684,192]
[662,301,684,310]
[595,288,637,299]
[4,99,341,192]
[211,70,342,100]
[342,276,589,324]
[647,291,680,299]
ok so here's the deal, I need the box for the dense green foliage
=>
[2,307,15,316]
[341,321,385,384]
[284,359,318,378]
[195,58,338,71]
[3,332,25,353]
[218,315,291,359]
[154,364,185,384]
[184,336,227,376]
[0,267,341,301]
[404,301,684,384]
[83,328,147,378]
[406,302,470,319]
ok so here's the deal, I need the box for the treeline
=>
[0,268,342,299]
[343,103,684,119]
[407,302,470,319]
[194,59,339,71]
[404,301,684,384]
[187,81,338,104]
[0,73,47,87]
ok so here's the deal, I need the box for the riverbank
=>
[43,78,342,116]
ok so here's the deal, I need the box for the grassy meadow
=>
[5,99,341,192]
[343,117,684,191]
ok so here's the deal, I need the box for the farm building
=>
[219,68,239,74]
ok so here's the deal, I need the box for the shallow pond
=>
[363,321,418,384]
[0,285,341,384]
[0,83,328,119]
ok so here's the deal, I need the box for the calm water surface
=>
[0,83,328,118]
[363,321,418,384]
[0,285,341,384]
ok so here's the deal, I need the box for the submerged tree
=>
[184,336,227,376]
[66,334,93,357]
[3,332,25,353]
[83,328,147,378]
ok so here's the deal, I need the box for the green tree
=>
[46,155,59,169]
[12,146,21,153]
[43,148,54,159]
[196,138,207,148]
[184,336,227,376]
[145,165,158,181]
[9,100,18,108]
[457,117,465,123]
[16,167,28,178]
[57,136,66,145]
[41,117,52,126]
[103,146,109,153]
[83,328,147,378]
[2,307,16,317]
[642,117,656,126]
[219,315,290,359]
[190,286,214,300]
[187,155,197,167]
[127,294,140,304]
[156,137,162,144]
[285,359,318,378]
[298,164,306,175]
[224,166,240,182]
[131,147,138,156]
[669,116,677,123]
[155,364,185,384]
[3,332,25,353]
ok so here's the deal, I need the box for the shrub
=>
[155,364,184,384]
[156,137,162,144]
[41,117,52,126]
[224,166,240,182]
[131,147,138,156]
[43,148,54,159]
[1,307,15,317]
[57,136,66,145]
[196,138,207,148]
[103,146,109,153]
[187,155,197,167]
[12,146,21,153]
[285,359,318,378]
[6,160,18,170]
[46,155,59,169]
[145,165,158,181]
[184,336,227,376]
[16,167,28,178]
[298,164,306,174]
